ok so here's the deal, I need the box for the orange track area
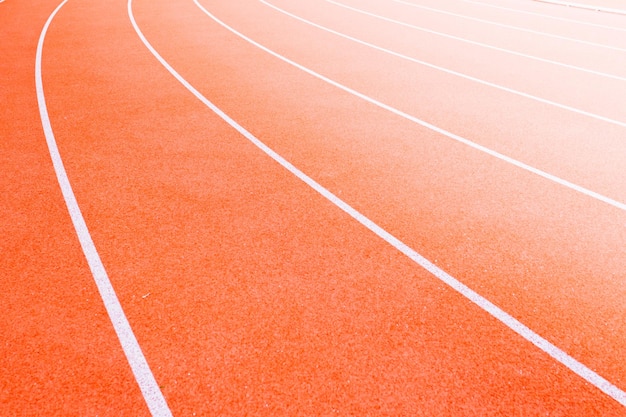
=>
[0,0,149,415]
[2,0,626,415]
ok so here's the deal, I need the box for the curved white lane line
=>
[151,0,626,212]
[390,0,626,52]
[459,0,626,31]
[263,0,626,129]
[36,2,172,416]
[130,0,626,406]
[326,0,626,83]
[536,0,626,15]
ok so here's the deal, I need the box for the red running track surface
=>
[2,0,625,415]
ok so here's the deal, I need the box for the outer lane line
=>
[263,0,626,129]
[36,2,172,416]
[389,0,626,52]
[325,0,626,83]
[458,0,626,31]
[535,0,626,15]
[144,0,626,213]
[129,0,626,406]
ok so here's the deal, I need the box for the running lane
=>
[131,0,626,408]
[0,0,151,415]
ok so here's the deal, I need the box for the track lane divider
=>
[264,0,626,129]
[128,0,626,406]
[36,2,172,416]
[535,0,626,15]
[458,0,626,31]
[389,0,626,52]
[325,0,626,83]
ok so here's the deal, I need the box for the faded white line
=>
[390,0,626,52]
[263,0,626,129]
[326,0,626,83]
[459,0,626,31]
[36,2,172,416]
[191,0,626,212]
[535,0,626,15]
[129,0,626,405]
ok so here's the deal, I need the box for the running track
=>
[2,0,626,415]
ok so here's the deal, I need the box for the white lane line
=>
[325,0,626,83]
[389,0,626,52]
[154,0,626,213]
[130,0,626,406]
[263,0,626,129]
[535,0,626,15]
[36,2,172,416]
[458,0,626,31]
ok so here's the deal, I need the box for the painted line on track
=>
[36,2,172,416]
[534,0,626,15]
[390,0,626,52]
[326,0,626,83]
[129,0,626,406]
[263,0,626,129]
[459,0,626,31]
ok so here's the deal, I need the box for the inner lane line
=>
[36,1,172,416]
[263,0,626,129]
[128,0,626,405]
